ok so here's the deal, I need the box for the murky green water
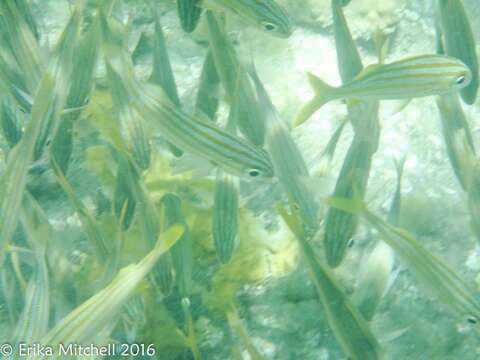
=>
[0,0,479,359]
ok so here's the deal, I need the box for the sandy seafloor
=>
[22,0,480,358]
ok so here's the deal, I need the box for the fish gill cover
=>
[0,0,479,359]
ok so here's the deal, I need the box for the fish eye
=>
[455,75,466,85]
[248,169,261,177]
[262,21,277,32]
[467,316,478,325]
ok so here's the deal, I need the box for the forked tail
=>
[294,72,334,126]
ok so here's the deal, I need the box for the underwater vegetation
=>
[0,0,479,359]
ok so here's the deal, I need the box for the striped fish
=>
[206,11,266,145]
[177,0,203,33]
[328,196,480,325]
[437,0,479,105]
[202,0,292,38]
[99,11,273,179]
[296,54,472,125]
[36,226,184,360]
[213,168,239,264]
[160,193,193,298]
[278,205,386,360]
[137,84,274,178]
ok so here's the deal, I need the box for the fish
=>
[0,96,23,149]
[177,0,203,33]
[295,54,472,126]
[113,157,137,231]
[247,59,319,232]
[213,168,240,264]
[278,204,386,360]
[436,94,476,191]
[37,226,184,359]
[51,15,100,174]
[137,83,275,178]
[0,6,81,265]
[202,0,292,38]
[328,196,480,325]
[353,158,404,321]
[324,135,378,267]
[331,0,363,83]
[195,50,221,121]
[160,193,193,298]
[206,11,266,146]
[322,2,380,268]
[14,193,50,345]
[99,11,273,179]
[437,0,479,105]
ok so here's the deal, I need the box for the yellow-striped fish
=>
[437,0,479,105]
[138,84,274,179]
[296,54,472,125]
[202,0,292,38]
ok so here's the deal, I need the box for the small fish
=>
[99,10,273,179]
[0,5,82,265]
[296,54,472,126]
[0,96,23,149]
[50,17,100,174]
[278,204,386,360]
[195,50,221,120]
[436,94,476,191]
[247,60,319,232]
[177,0,203,33]
[331,0,363,83]
[324,138,375,267]
[202,0,292,38]
[328,196,480,324]
[206,11,265,145]
[353,158,404,321]
[38,226,184,359]
[137,84,274,178]
[113,157,137,231]
[213,168,239,264]
[160,193,193,298]
[150,7,183,157]
[437,0,479,105]
[14,193,50,345]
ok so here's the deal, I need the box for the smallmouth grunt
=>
[437,0,479,105]
[177,0,203,33]
[278,204,386,360]
[328,196,480,325]
[206,11,266,145]
[213,168,240,264]
[202,0,292,37]
[296,54,472,125]
[137,84,274,178]
[99,10,274,179]
[247,60,319,232]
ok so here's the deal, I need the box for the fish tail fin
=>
[294,72,334,127]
